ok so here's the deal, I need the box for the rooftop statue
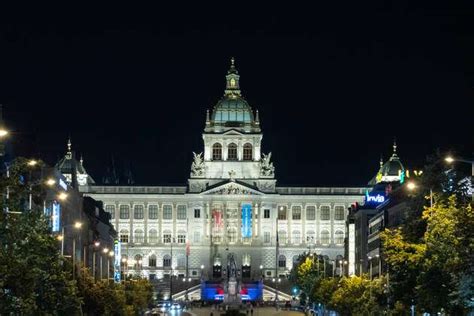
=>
[191,152,205,177]
[260,152,275,177]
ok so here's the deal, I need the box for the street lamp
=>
[66,221,83,281]
[376,254,381,277]
[107,250,114,281]
[58,192,68,201]
[0,127,8,137]
[101,248,109,279]
[92,241,100,281]
[406,181,433,208]
[45,178,56,186]
[445,155,474,196]
[368,256,373,280]
[27,159,38,166]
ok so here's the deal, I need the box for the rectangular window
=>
[194,209,201,218]
[134,205,144,219]
[292,206,302,220]
[264,209,270,219]
[120,233,129,243]
[177,234,186,244]
[278,206,287,220]
[334,206,345,220]
[148,205,159,219]
[177,205,187,220]
[119,205,130,219]
[264,231,271,243]
[105,205,115,219]
[320,206,330,221]
[163,233,171,244]
[163,205,172,220]
[306,206,316,220]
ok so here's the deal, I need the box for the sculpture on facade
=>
[260,152,275,177]
[191,152,205,177]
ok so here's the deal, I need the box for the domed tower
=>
[189,59,275,193]
[369,141,405,185]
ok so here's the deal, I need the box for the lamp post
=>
[107,250,114,281]
[368,256,373,280]
[62,221,82,281]
[93,241,100,281]
[376,254,381,277]
[101,248,109,280]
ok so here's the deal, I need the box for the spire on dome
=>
[224,57,241,97]
[80,154,84,165]
[66,137,72,159]
[392,138,397,157]
[379,154,383,168]
[255,109,260,124]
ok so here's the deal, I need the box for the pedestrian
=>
[246,309,249,315]
[210,312,213,316]
[251,308,254,315]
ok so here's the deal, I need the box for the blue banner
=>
[52,201,61,232]
[241,204,252,238]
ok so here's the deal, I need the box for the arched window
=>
[278,255,286,268]
[292,255,300,268]
[148,254,157,267]
[278,230,287,244]
[134,229,144,243]
[227,227,237,243]
[292,230,301,244]
[119,205,130,219]
[227,143,237,160]
[306,230,316,244]
[120,229,129,243]
[134,254,143,269]
[335,230,344,245]
[321,230,330,245]
[148,229,158,243]
[334,206,345,220]
[212,143,222,160]
[163,255,171,268]
[320,206,330,221]
[278,206,287,220]
[243,143,253,161]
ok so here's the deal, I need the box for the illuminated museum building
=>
[64,60,370,282]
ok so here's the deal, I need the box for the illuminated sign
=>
[52,201,61,232]
[365,190,386,205]
[114,240,121,283]
[241,204,252,238]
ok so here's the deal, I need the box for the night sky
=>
[1,4,472,187]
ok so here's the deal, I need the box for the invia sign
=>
[365,191,386,204]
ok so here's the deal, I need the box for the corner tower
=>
[189,59,276,192]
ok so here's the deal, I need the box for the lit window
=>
[119,205,130,219]
[320,206,330,221]
[134,205,144,219]
[227,143,237,160]
[292,230,301,244]
[105,205,115,219]
[212,143,222,160]
[120,229,129,243]
[306,230,315,243]
[306,206,316,220]
[163,231,172,244]
[177,205,187,220]
[278,206,287,220]
[243,143,253,161]
[335,206,345,220]
[177,231,186,244]
[292,206,301,220]
[163,205,172,220]
[148,205,159,219]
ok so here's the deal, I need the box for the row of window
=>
[211,143,253,161]
[106,204,345,221]
[127,254,180,268]
[119,229,343,245]
[107,205,197,220]
[276,205,345,221]
[119,229,201,244]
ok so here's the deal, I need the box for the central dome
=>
[212,96,253,124]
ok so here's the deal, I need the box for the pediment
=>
[201,181,264,195]
[222,129,244,136]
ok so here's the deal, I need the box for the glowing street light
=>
[0,128,8,137]
[445,156,455,164]
[27,159,38,166]
[46,178,56,186]
[58,192,68,201]
[406,181,417,191]
[74,222,82,229]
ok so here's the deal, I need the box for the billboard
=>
[51,201,61,232]
[114,240,121,283]
[241,204,252,238]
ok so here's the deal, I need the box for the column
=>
[302,204,306,246]
[158,203,162,245]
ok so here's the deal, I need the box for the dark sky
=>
[1,4,473,186]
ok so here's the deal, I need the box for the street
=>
[161,307,305,316]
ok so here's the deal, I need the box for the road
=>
[162,307,305,316]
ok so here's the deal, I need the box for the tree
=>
[0,159,81,314]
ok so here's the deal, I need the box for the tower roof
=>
[55,138,95,185]
[369,140,405,185]
[207,58,260,132]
